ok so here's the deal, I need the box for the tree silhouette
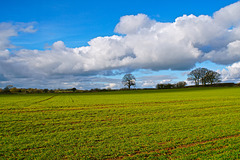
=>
[188,68,221,86]
[204,70,221,85]
[122,74,136,89]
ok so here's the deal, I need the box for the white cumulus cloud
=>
[221,61,240,82]
[114,13,156,34]
[213,1,240,28]
[203,40,240,64]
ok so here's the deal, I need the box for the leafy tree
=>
[3,85,13,93]
[156,83,175,89]
[10,87,21,93]
[164,83,174,89]
[122,74,136,89]
[72,88,77,92]
[20,88,27,94]
[176,81,187,88]
[156,84,165,89]
[49,90,55,93]
[43,89,49,93]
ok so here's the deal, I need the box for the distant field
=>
[1,87,240,159]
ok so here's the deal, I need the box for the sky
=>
[0,0,240,89]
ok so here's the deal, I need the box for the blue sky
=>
[0,0,240,89]
[2,0,237,49]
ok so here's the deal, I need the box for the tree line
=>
[0,85,78,94]
[123,68,222,90]
[156,81,187,89]
[0,68,226,93]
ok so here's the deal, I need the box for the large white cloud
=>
[213,1,240,28]
[203,40,240,64]
[221,61,240,82]
[1,2,240,88]
[114,13,156,34]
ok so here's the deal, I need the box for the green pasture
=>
[1,87,240,159]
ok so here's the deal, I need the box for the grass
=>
[1,87,240,159]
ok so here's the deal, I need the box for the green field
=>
[1,87,240,159]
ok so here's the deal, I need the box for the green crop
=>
[1,87,240,159]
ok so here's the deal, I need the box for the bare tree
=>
[199,68,209,85]
[205,70,221,85]
[122,74,136,89]
[187,68,203,85]
[188,68,221,86]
